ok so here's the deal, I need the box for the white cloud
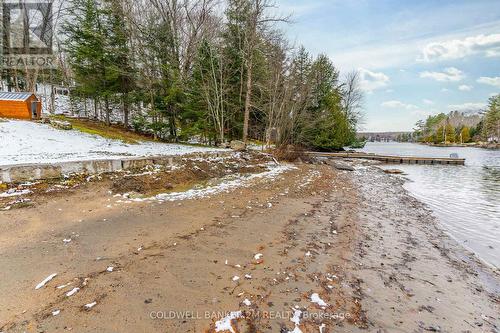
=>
[329,26,500,71]
[358,68,390,92]
[412,109,438,117]
[423,99,434,105]
[420,67,465,82]
[458,85,473,91]
[381,100,418,110]
[441,88,450,92]
[447,102,487,112]
[477,76,500,88]
[419,33,500,62]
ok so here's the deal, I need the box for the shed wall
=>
[0,94,42,120]
[0,100,30,119]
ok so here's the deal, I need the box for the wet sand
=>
[0,159,498,332]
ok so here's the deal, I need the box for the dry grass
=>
[272,145,310,162]
[50,116,152,144]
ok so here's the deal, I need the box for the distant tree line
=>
[1,0,364,151]
[413,94,500,144]
[395,133,414,143]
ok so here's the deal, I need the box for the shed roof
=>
[0,92,36,101]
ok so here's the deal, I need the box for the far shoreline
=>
[360,140,500,150]
[419,141,500,150]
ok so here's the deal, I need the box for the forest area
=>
[1,0,364,151]
[412,94,500,145]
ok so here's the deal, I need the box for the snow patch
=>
[0,120,225,166]
[288,309,303,333]
[56,283,71,290]
[66,287,80,297]
[84,301,97,310]
[35,273,57,290]
[311,293,328,308]
[254,253,263,260]
[290,309,302,326]
[0,189,32,198]
[214,311,242,333]
[151,164,293,202]
[288,327,303,333]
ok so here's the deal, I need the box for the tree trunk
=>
[243,58,253,143]
[84,96,88,118]
[94,98,99,119]
[104,96,111,126]
[123,94,129,128]
[169,108,178,141]
[50,84,55,114]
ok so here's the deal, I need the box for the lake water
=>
[357,142,500,268]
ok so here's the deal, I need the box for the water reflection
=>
[358,142,500,268]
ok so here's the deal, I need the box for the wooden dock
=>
[305,152,466,165]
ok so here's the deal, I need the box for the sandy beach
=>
[0,155,498,332]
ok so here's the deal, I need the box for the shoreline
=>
[383,167,499,281]
[391,170,499,271]
[0,155,498,332]
[349,163,499,331]
[418,142,500,150]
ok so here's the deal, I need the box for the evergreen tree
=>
[59,0,363,148]
[435,125,445,143]
[63,0,108,119]
[298,55,355,150]
[483,94,500,142]
[445,123,455,143]
[223,0,251,139]
[103,0,135,127]
[460,126,471,143]
[301,91,352,150]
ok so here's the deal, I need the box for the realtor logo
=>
[1,0,54,69]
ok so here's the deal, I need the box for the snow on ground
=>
[66,287,79,297]
[35,273,58,290]
[122,163,295,203]
[214,311,242,333]
[310,293,328,308]
[288,309,303,333]
[0,120,226,166]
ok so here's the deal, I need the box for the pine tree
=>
[445,123,455,143]
[435,125,445,143]
[103,0,135,127]
[63,0,107,117]
[63,0,126,126]
[298,55,354,150]
[223,0,251,140]
[59,0,363,148]
[483,95,500,142]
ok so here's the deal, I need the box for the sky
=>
[277,0,500,132]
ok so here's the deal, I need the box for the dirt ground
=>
[0,155,498,333]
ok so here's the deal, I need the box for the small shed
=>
[0,92,42,120]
